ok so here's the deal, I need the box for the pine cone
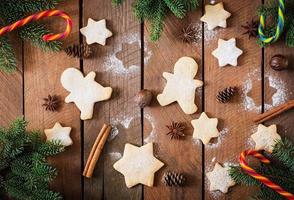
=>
[216,87,237,103]
[162,171,186,187]
[64,44,92,58]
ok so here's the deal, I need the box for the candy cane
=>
[0,9,72,42]
[258,0,285,43]
[240,150,294,200]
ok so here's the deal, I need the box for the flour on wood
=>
[111,111,140,129]
[241,69,288,112]
[265,75,288,110]
[103,32,152,75]
[108,126,119,142]
[144,113,156,143]
[206,127,229,148]
[108,152,122,161]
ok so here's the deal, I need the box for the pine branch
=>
[115,0,199,41]
[163,0,186,18]
[150,1,166,41]
[0,37,17,73]
[0,118,64,199]
[19,23,62,51]
[272,139,294,172]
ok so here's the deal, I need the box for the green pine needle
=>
[229,138,294,200]
[0,0,63,73]
[114,0,199,41]
[0,118,65,200]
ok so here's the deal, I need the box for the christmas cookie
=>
[191,112,219,145]
[80,18,112,45]
[212,38,243,67]
[200,2,231,30]
[250,124,281,153]
[206,163,236,193]
[61,67,112,120]
[157,57,203,114]
[113,143,164,188]
[44,122,72,146]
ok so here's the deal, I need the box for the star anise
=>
[42,95,60,112]
[241,19,258,39]
[166,121,185,139]
[179,24,199,43]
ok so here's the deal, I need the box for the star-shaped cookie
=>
[191,112,219,145]
[250,124,281,153]
[212,38,243,67]
[113,143,164,188]
[206,163,236,193]
[200,2,231,30]
[44,122,72,146]
[80,18,112,45]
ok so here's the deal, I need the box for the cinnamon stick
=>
[253,99,294,124]
[83,124,111,178]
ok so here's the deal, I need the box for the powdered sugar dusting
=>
[108,126,119,142]
[103,32,152,75]
[111,112,140,129]
[108,152,122,160]
[144,113,156,143]
[241,69,288,112]
[265,75,288,110]
[206,128,229,149]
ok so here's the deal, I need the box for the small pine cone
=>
[64,44,92,58]
[162,171,186,187]
[216,87,237,103]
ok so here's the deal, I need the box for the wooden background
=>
[0,0,293,199]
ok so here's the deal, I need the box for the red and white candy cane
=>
[0,9,72,42]
[240,150,294,200]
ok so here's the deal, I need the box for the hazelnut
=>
[270,54,288,70]
[134,89,153,108]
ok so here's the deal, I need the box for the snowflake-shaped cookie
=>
[200,2,231,30]
[250,124,281,153]
[113,143,164,188]
[212,38,243,67]
[191,112,219,145]
[80,18,112,45]
[206,163,236,193]
[44,122,72,146]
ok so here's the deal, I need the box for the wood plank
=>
[144,9,203,200]
[264,43,294,140]
[82,0,142,199]
[203,1,262,199]
[0,35,23,126]
[23,1,81,199]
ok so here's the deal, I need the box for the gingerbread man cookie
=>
[61,67,112,120]
[157,57,203,114]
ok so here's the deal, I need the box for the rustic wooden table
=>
[0,0,293,199]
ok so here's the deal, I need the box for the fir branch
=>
[150,1,166,41]
[163,0,186,18]
[0,37,17,73]
[112,0,123,6]
[0,118,64,199]
[19,23,62,51]
[272,139,294,172]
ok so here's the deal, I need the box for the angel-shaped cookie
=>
[61,68,112,120]
[157,57,203,114]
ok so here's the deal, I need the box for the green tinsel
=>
[229,139,294,200]
[257,0,294,47]
[0,0,62,73]
[0,118,65,200]
[113,0,199,41]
